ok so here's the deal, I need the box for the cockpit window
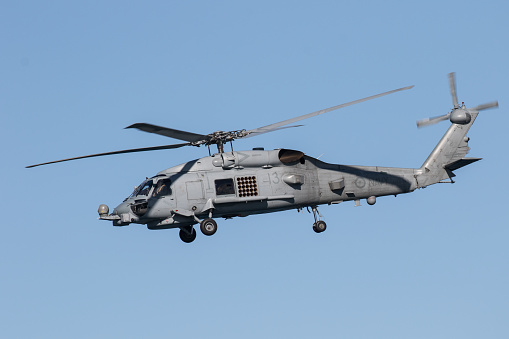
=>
[153,179,172,198]
[128,182,144,199]
[137,180,153,196]
[127,180,154,199]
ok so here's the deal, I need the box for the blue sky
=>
[2,1,508,338]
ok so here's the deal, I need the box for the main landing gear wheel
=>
[313,220,327,233]
[200,218,217,236]
[310,206,326,233]
[179,227,197,243]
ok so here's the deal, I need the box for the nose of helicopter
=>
[97,201,129,218]
[98,201,133,226]
[112,201,130,215]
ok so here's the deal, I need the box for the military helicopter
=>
[27,73,498,243]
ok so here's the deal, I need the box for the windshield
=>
[137,180,153,196]
[128,180,154,199]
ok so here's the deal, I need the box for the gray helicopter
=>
[27,73,498,243]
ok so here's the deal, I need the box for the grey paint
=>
[106,109,480,232]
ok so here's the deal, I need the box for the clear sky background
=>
[2,1,508,338]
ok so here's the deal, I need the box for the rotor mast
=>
[216,141,224,153]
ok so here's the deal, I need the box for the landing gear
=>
[313,220,327,233]
[200,218,217,236]
[310,206,326,233]
[179,226,197,243]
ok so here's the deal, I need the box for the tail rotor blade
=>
[448,72,459,108]
[471,101,499,112]
[416,113,450,128]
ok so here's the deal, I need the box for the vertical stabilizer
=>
[414,73,498,188]
[417,112,478,187]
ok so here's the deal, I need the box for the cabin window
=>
[153,179,172,198]
[215,178,235,195]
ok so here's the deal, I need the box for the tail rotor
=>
[417,72,499,128]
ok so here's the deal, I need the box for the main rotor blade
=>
[416,113,450,128]
[470,101,499,112]
[241,124,304,138]
[26,142,191,168]
[448,72,459,108]
[126,123,210,143]
[244,85,414,137]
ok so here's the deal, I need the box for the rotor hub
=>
[205,130,248,145]
[450,108,471,125]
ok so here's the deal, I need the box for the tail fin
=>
[417,112,481,187]
[415,73,498,188]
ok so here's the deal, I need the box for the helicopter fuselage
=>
[106,148,419,230]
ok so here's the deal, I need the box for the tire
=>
[200,218,217,236]
[179,227,197,243]
[315,220,327,233]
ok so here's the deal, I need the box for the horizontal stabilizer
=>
[444,157,482,171]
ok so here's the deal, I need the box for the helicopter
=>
[27,73,498,243]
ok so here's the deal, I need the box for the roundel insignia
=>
[354,177,366,188]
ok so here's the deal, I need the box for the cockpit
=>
[127,177,172,200]
[127,180,152,199]
[126,176,173,217]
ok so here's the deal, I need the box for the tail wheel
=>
[179,227,197,243]
[200,218,217,236]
